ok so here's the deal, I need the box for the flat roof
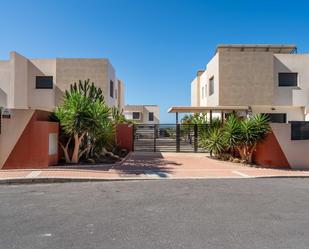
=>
[216,44,297,54]
[168,106,249,113]
[125,104,159,107]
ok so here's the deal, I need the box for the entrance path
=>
[0,152,309,182]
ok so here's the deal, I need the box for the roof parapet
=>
[216,44,297,54]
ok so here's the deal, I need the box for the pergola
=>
[168,106,250,124]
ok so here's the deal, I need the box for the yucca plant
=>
[55,82,113,164]
[236,114,270,163]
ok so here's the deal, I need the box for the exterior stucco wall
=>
[273,54,309,108]
[199,70,208,106]
[271,123,309,169]
[0,61,10,107]
[251,106,304,122]
[55,58,109,107]
[124,105,160,124]
[205,53,219,106]
[28,59,56,110]
[191,77,199,106]
[11,52,28,108]
[0,52,124,111]
[218,51,274,106]
[117,79,125,110]
[0,109,35,168]
[142,106,160,124]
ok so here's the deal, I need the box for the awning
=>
[168,106,249,113]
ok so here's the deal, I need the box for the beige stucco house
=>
[124,105,160,124]
[191,44,309,122]
[0,51,125,111]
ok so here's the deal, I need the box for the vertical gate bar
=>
[176,124,180,152]
[210,110,213,127]
[194,124,198,152]
[154,124,157,152]
[132,124,135,152]
[221,111,224,124]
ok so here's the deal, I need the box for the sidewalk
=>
[1,152,309,184]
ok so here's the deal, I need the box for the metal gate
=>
[133,124,208,152]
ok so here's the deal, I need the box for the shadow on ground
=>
[113,152,181,176]
[53,152,181,177]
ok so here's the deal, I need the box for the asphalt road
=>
[0,179,309,249]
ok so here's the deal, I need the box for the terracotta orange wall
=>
[3,111,59,169]
[253,131,290,169]
[116,124,133,152]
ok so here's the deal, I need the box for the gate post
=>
[176,124,180,152]
[132,124,135,152]
[194,124,198,152]
[154,124,157,152]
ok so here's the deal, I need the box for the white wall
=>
[191,77,199,106]
[142,105,160,124]
[11,52,28,108]
[199,70,208,106]
[272,123,309,169]
[252,106,304,122]
[0,61,10,107]
[28,59,56,110]
[205,53,219,106]
[274,54,309,108]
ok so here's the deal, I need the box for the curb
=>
[0,177,149,185]
[1,174,309,185]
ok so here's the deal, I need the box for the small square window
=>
[149,112,154,121]
[132,112,140,120]
[278,73,298,87]
[36,76,53,89]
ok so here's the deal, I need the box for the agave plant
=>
[199,127,225,158]
[222,114,241,150]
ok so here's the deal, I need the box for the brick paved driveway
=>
[0,152,308,182]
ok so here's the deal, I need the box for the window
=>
[110,80,114,97]
[149,112,154,121]
[202,87,204,99]
[291,121,309,140]
[36,76,53,89]
[209,77,214,96]
[132,112,140,120]
[278,73,298,87]
[263,113,287,123]
[205,84,207,97]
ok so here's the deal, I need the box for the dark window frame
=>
[263,113,287,123]
[278,72,298,87]
[132,112,140,120]
[209,76,214,96]
[110,80,114,98]
[36,76,53,89]
[291,121,309,140]
[149,112,154,121]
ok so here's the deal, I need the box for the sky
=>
[0,0,309,122]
